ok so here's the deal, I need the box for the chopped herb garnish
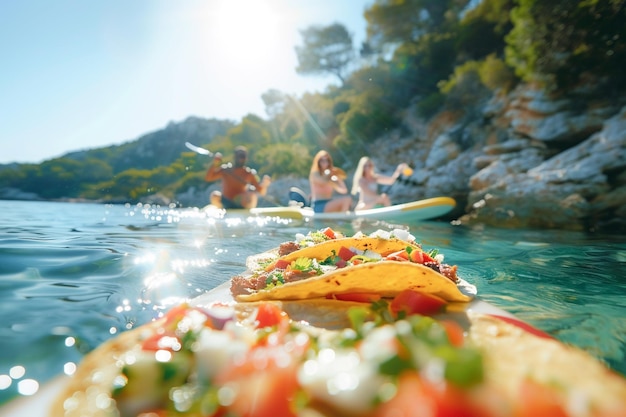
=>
[321,250,341,266]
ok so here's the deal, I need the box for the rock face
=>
[463,93,624,232]
[376,85,625,232]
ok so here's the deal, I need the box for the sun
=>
[207,0,282,65]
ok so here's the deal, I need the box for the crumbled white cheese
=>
[298,348,388,414]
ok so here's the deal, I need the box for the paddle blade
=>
[185,142,213,156]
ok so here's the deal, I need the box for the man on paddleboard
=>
[205,146,271,209]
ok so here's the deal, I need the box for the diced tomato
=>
[390,289,447,317]
[322,227,336,239]
[141,330,180,352]
[138,411,169,417]
[440,319,465,347]
[372,372,483,417]
[215,344,304,417]
[142,305,193,351]
[409,249,436,264]
[488,315,553,339]
[335,259,348,268]
[515,379,569,417]
[385,250,409,261]
[274,259,290,270]
[161,303,190,327]
[255,302,286,329]
[266,258,290,272]
[327,292,382,303]
[337,246,356,261]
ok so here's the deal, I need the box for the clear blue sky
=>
[0,0,370,164]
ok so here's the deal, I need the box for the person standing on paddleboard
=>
[351,156,412,210]
[205,146,271,209]
[309,150,352,213]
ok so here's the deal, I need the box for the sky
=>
[0,0,371,164]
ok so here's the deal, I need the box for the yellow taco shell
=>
[236,261,472,303]
[255,236,417,270]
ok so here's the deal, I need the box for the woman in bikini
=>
[309,150,352,213]
[351,156,410,210]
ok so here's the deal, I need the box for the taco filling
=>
[231,229,472,303]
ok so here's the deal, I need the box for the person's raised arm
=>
[258,175,271,195]
[328,172,348,194]
[376,163,410,186]
[204,152,223,182]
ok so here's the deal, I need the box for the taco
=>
[51,298,626,417]
[245,227,414,270]
[231,228,474,303]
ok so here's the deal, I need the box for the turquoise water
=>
[0,200,625,406]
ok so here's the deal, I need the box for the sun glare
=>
[208,0,282,65]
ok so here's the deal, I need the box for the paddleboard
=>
[242,196,455,222]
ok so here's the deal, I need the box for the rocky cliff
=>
[370,85,625,232]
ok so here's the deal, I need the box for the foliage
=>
[0,158,114,199]
[95,169,155,201]
[295,23,355,85]
[256,144,312,177]
[478,54,517,91]
[505,0,626,91]
[267,91,340,154]
[456,0,515,61]
[333,65,402,156]
[440,55,516,100]
[416,92,446,118]
[226,114,272,149]
[438,61,489,110]
[261,89,287,118]
[364,0,470,48]
[397,33,458,97]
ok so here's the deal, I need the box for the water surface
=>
[0,200,624,406]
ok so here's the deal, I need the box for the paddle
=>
[185,141,214,157]
[382,166,414,194]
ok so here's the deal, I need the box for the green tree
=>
[256,143,312,177]
[81,158,113,183]
[295,23,355,85]
[457,0,514,61]
[506,0,626,91]
[226,115,271,149]
[104,169,154,200]
[261,89,287,119]
[34,159,87,198]
[364,0,470,49]
[334,64,401,154]
[363,0,469,104]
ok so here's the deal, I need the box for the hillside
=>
[56,116,234,173]
[0,117,234,202]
